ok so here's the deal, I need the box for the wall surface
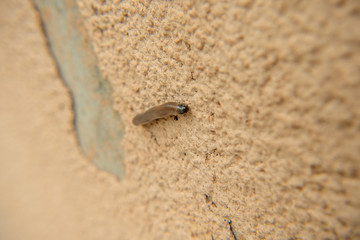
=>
[0,0,359,239]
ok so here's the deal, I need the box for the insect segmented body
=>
[132,102,189,125]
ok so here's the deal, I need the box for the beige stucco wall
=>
[1,0,359,239]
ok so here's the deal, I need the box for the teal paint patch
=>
[32,0,126,180]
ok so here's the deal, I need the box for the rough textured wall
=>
[0,0,359,240]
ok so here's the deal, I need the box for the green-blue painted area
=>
[33,0,125,180]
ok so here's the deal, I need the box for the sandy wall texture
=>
[1,0,360,240]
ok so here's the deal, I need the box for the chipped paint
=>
[32,0,125,180]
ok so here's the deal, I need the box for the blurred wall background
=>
[0,0,359,239]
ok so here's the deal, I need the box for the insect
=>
[132,102,189,126]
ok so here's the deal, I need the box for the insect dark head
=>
[176,104,189,114]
